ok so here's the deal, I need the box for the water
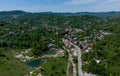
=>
[26,50,56,67]
[26,58,45,67]
[46,50,56,55]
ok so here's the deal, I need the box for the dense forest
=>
[0,10,120,76]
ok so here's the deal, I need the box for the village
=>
[10,25,112,76]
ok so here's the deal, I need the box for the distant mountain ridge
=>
[0,10,26,15]
[38,11,120,16]
[0,10,120,20]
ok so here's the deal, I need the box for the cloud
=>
[64,0,98,5]
[64,0,120,6]
[1,0,119,12]
[22,0,120,12]
[101,0,120,4]
[93,0,120,12]
[61,0,120,12]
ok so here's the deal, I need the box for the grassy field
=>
[0,48,31,76]
[40,57,67,76]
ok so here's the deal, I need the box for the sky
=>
[0,0,120,12]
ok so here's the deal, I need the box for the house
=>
[85,49,90,53]
[95,59,101,63]
[81,42,88,49]
[48,43,54,47]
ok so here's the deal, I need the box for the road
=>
[62,39,83,76]
[63,39,96,76]
[68,50,77,76]
[72,43,83,76]
[63,46,77,76]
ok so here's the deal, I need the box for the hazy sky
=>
[0,0,120,12]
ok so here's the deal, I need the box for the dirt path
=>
[66,39,95,76]
[63,46,77,76]
[68,51,77,76]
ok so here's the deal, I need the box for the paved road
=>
[62,39,83,76]
[72,43,83,76]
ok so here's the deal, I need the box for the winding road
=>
[63,39,96,76]
[62,39,83,76]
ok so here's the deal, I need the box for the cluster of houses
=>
[62,28,108,64]
[95,30,111,40]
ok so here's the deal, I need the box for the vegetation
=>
[0,10,120,76]
[41,57,67,76]
[0,48,30,76]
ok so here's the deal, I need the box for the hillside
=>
[0,10,120,76]
[0,10,27,20]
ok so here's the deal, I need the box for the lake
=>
[46,50,56,55]
[26,58,45,67]
[26,50,56,67]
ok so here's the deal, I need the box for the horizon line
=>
[0,10,120,13]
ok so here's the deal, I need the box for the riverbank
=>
[13,48,64,62]
[29,51,66,76]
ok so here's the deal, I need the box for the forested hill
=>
[0,10,120,76]
[0,10,27,20]
[0,10,120,20]
[39,11,120,17]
